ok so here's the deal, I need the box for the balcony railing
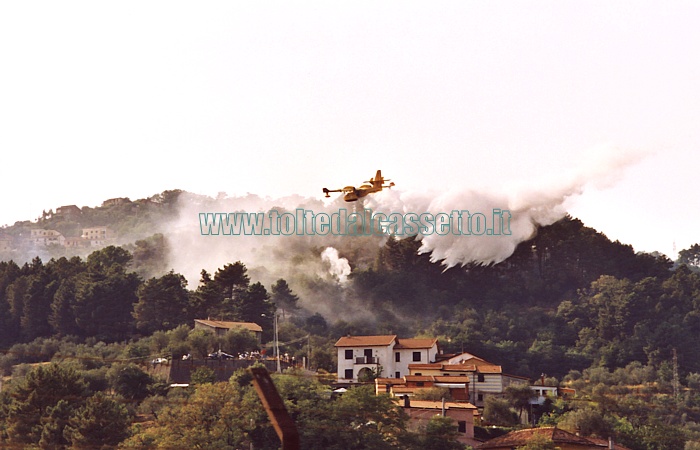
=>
[355,356,378,364]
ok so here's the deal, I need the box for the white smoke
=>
[161,144,646,315]
[363,144,647,268]
[162,192,385,318]
[321,247,351,284]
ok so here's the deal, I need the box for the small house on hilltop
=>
[56,205,82,218]
[194,319,263,344]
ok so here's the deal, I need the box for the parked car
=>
[207,350,235,360]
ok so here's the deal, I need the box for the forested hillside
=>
[3,192,700,448]
[350,216,682,380]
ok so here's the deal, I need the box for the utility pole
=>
[262,312,281,373]
[307,334,311,371]
[275,312,281,373]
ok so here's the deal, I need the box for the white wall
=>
[337,343,395,382]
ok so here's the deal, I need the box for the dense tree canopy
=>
[133,271,190,334]
[2,364,91,446]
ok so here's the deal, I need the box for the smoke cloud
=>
[321,247,352,284]
[164,192,384,319]
[162,144,645,317]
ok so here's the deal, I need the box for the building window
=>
[344,369,353,379]
[458,421,467,433]
[395,372,400,378]
[477,373,485,382]
[416,381,424,387]
[345,350,353,360]
[414,373,422,376]
[395,352,400,362]
[477,394,483,401]
[412,351,421,362]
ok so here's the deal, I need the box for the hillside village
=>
[145,324,619,448]
[0,206,112,252]
[0,196,162,254]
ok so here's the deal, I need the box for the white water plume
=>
[364,144,647,268]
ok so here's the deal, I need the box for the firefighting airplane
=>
[323,170,395,202]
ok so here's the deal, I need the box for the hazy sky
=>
[1,1,698,259]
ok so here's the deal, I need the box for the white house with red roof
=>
[334,335,439,383]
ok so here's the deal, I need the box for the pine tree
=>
[63,392,131,448]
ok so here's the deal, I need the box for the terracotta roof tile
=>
[408,363,443,370]
[442,364,478,372]
[194,319,262,332]
[394,338,438,349]
[335,335,397,347]
[476,365,502,374]
[405,375,434,382]
[476,427,597,449]
[445,352,490,364]
[407,400,477,410]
